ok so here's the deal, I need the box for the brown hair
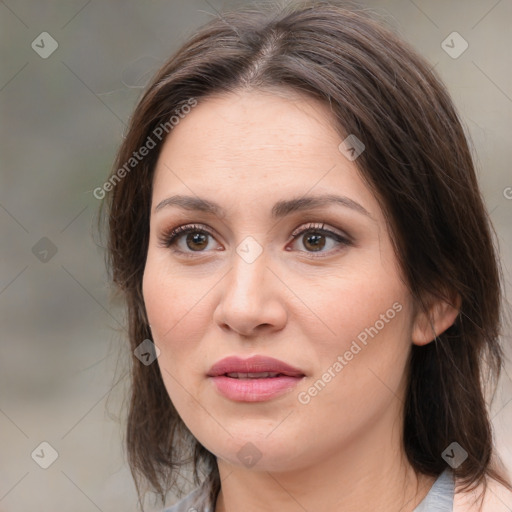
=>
[102,0,510,507]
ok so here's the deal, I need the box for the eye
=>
[158,224,221,254]
[287,223,352,256]
[159,222,352,258]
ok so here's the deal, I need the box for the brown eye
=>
[289,223,352,257]
[302,233,326,251]
[159,223,220,254]
[186,232,209,251]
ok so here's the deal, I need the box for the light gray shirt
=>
[162,469,454,512]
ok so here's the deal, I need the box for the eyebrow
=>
[154,194,371,218]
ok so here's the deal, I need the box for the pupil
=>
[187,232,208,250]
[304,233,325,251]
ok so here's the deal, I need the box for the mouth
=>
[207,355,305,378]
[223,372,294,379]
[207,355,305,402]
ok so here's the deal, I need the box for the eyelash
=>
[158,222,352,258]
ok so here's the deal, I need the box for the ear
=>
[412,292,461,346]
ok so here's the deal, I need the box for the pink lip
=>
[208,355,304,377]
[207,355,305,402]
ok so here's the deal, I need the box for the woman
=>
[102,2,512,511]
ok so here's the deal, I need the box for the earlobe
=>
[411,293,461,346]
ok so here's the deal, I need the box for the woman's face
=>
[143,90,421,472]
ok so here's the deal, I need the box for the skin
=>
[142,89,459,512]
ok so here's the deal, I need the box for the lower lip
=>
[209,375,303,402]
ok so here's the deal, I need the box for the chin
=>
[204,432,308,472]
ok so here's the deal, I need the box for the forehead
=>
[161,90,338,155]
[151,90,379,219]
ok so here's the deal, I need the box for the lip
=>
[208,355,304,377]
[207,355,305,402]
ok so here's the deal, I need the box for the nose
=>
[213,249,288,337]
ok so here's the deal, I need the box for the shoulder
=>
[453,476,512,512]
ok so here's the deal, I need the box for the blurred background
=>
[1,1,511,511]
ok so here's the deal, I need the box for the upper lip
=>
[207,355,305,377]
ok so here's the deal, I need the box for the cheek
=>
[143,256,187,371]
[143,252,203,337]
[309,300,412,415]
[293,262,411,349]
[293,267,414,407]
[142,254,213,380]
[143,270,174,339]
[142,261,197,411]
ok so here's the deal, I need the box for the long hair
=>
[101,1,510,507]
